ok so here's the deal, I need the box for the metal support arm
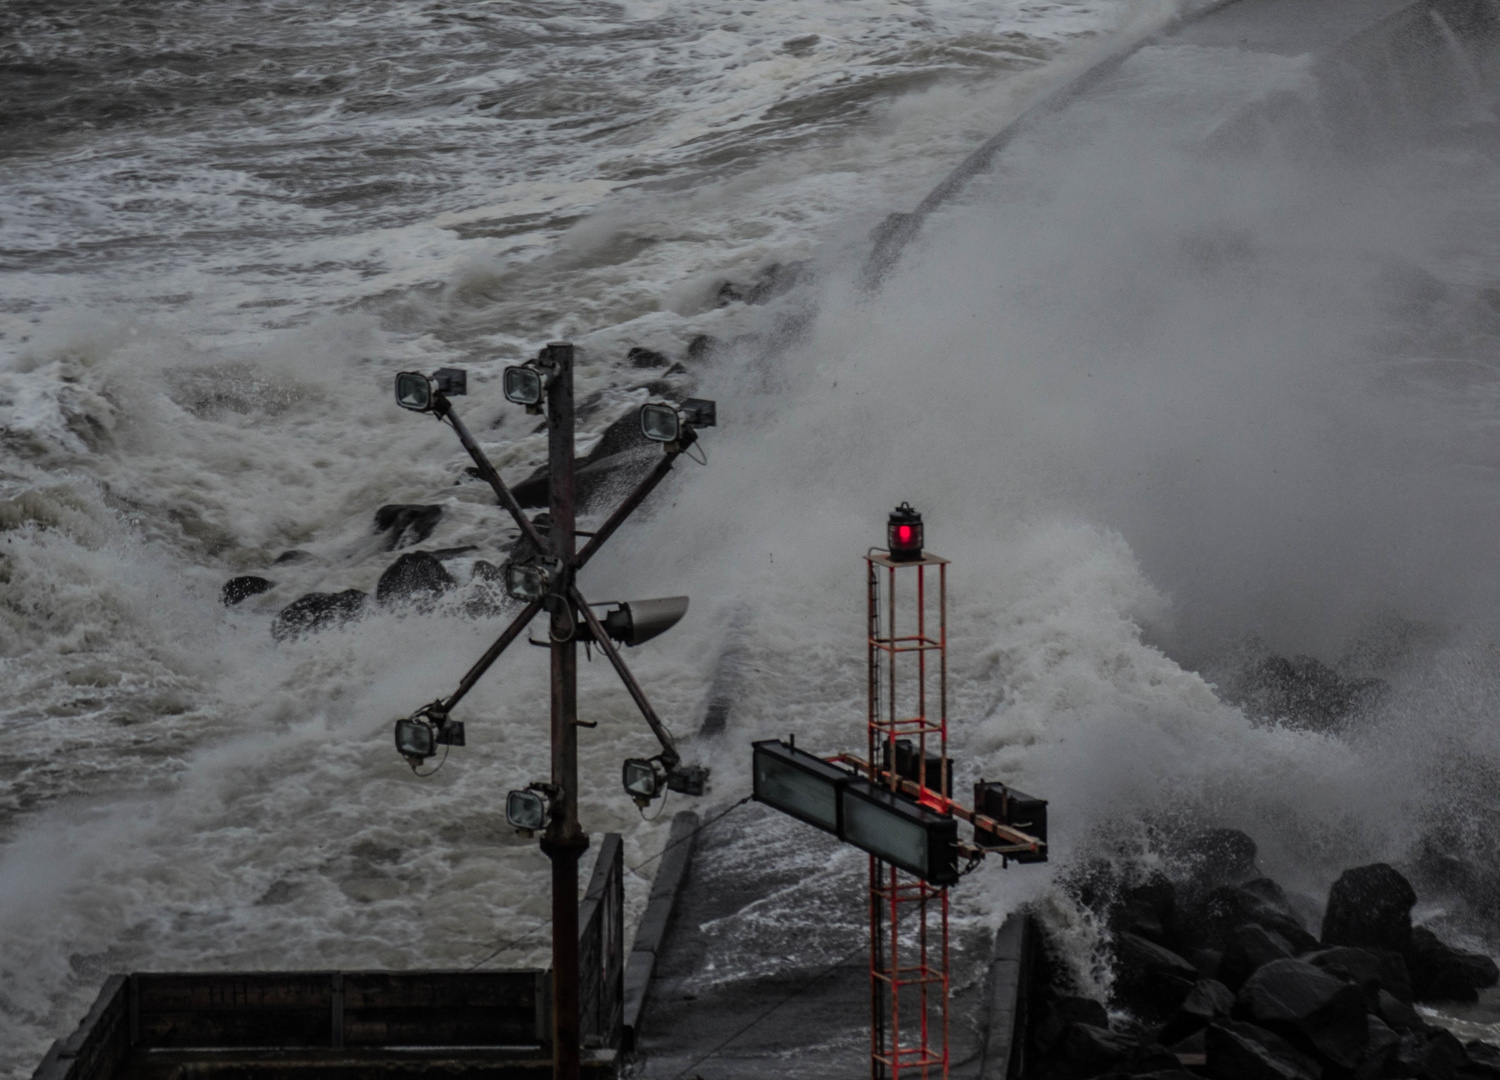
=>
[437,598,545,716]
[569,584,679,768]
[434,395,556,561]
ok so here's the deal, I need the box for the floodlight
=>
[623,758,664,804]
[600,596,689,647]
[752,739,849,836]
[394,716,436,760]
[840,779,959,885]
[503,366,543,406]
[505,561,549,602]
[395,372,433,412]
[887,502,924,562]
[640,403,680,443]
[506,789,549,832]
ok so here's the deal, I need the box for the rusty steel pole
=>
[540,341,588,1080]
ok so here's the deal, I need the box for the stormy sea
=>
[3,0,1499,1074]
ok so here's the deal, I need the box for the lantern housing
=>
[887,502,924,562]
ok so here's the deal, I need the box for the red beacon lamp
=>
[887,502,924,562]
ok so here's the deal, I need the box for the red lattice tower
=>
[865,548,949,1080]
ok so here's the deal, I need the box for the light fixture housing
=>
[973,781,1048,863]
[506,789,549,832]
[680,398,717,428]
[431,368,467,397]
[640,403,681,443]
[622,758,664,804]
[504,561,550,602]
[887,502,924,562]
[599,596,689,647]
[395,372,433,412]
[752,739,959,885]
[394,717,436,760]
[503,365,543,406]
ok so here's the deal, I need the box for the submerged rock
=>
[1236,653,1385,731]
[272,589,366,640]
[221,575,273,606]
[373,504,443,550]
[375,551,454,608]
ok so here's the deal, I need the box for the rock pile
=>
[1034,837,1499,1079]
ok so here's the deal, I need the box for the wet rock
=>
[744,260,811,304]
[1306,945,1410,1007]
[1205,1019,1322,1080]
[375,551,454,608]
[1466,1040,1500,1077]
[1051,1024,1174,1079]
[627,346,669,368]
[1237,958,1368,1068]
[1112,874,1176,946]
[1180,881,1317,952]
[1033,995,1109,1054]
[272,589,366,640]
[221,575,273,606]
[374,504,443,550]
[1321,863,1417,951]
[1182,828,1260,885]
[715,280,744,306]
[1158,978,1235,1045]
[1218,923,1294,992]
[1376,988,1423,1031]
[684,334,716,361]
[1405,926,1500,1003]
[1391,1027,1468,1080]
[1113,932,1198,1019]
[1357,1015,1401,1080]
[273,549,311,564]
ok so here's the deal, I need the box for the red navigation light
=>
[887,503,923,562]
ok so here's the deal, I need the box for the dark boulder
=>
[273,549,311,564]
[684,334,716,361]
[1376,989,1423,1031]
[627,346,669,368]
[1113,933,1199,1019]
[272,589,366,640]
[1466,1040,1500,1078]
[508,409,657,511]
[222,575,273,606]
[1179,881,1317,952]
[1181,828,1260,886]
[1405,926,1500,1003]
[1321,863,1417,951]
[1237,958,1369,1068]
[1356,1015,1401,1080]
[1391,1027,1469,1080]
[1159,978,1235,1045]
[1218,924,1295,992]
[375,552,455,608]
[373,504,443,550]
[1304,946,1379,1005]
[1112,875,1177,945]
[1205,1020,1323,1080]
[1033,995,1109,1054]
[1051,1024,1173,1079]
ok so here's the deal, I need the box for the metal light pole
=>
[541,342,587,1080]
[390,344,715,1080]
